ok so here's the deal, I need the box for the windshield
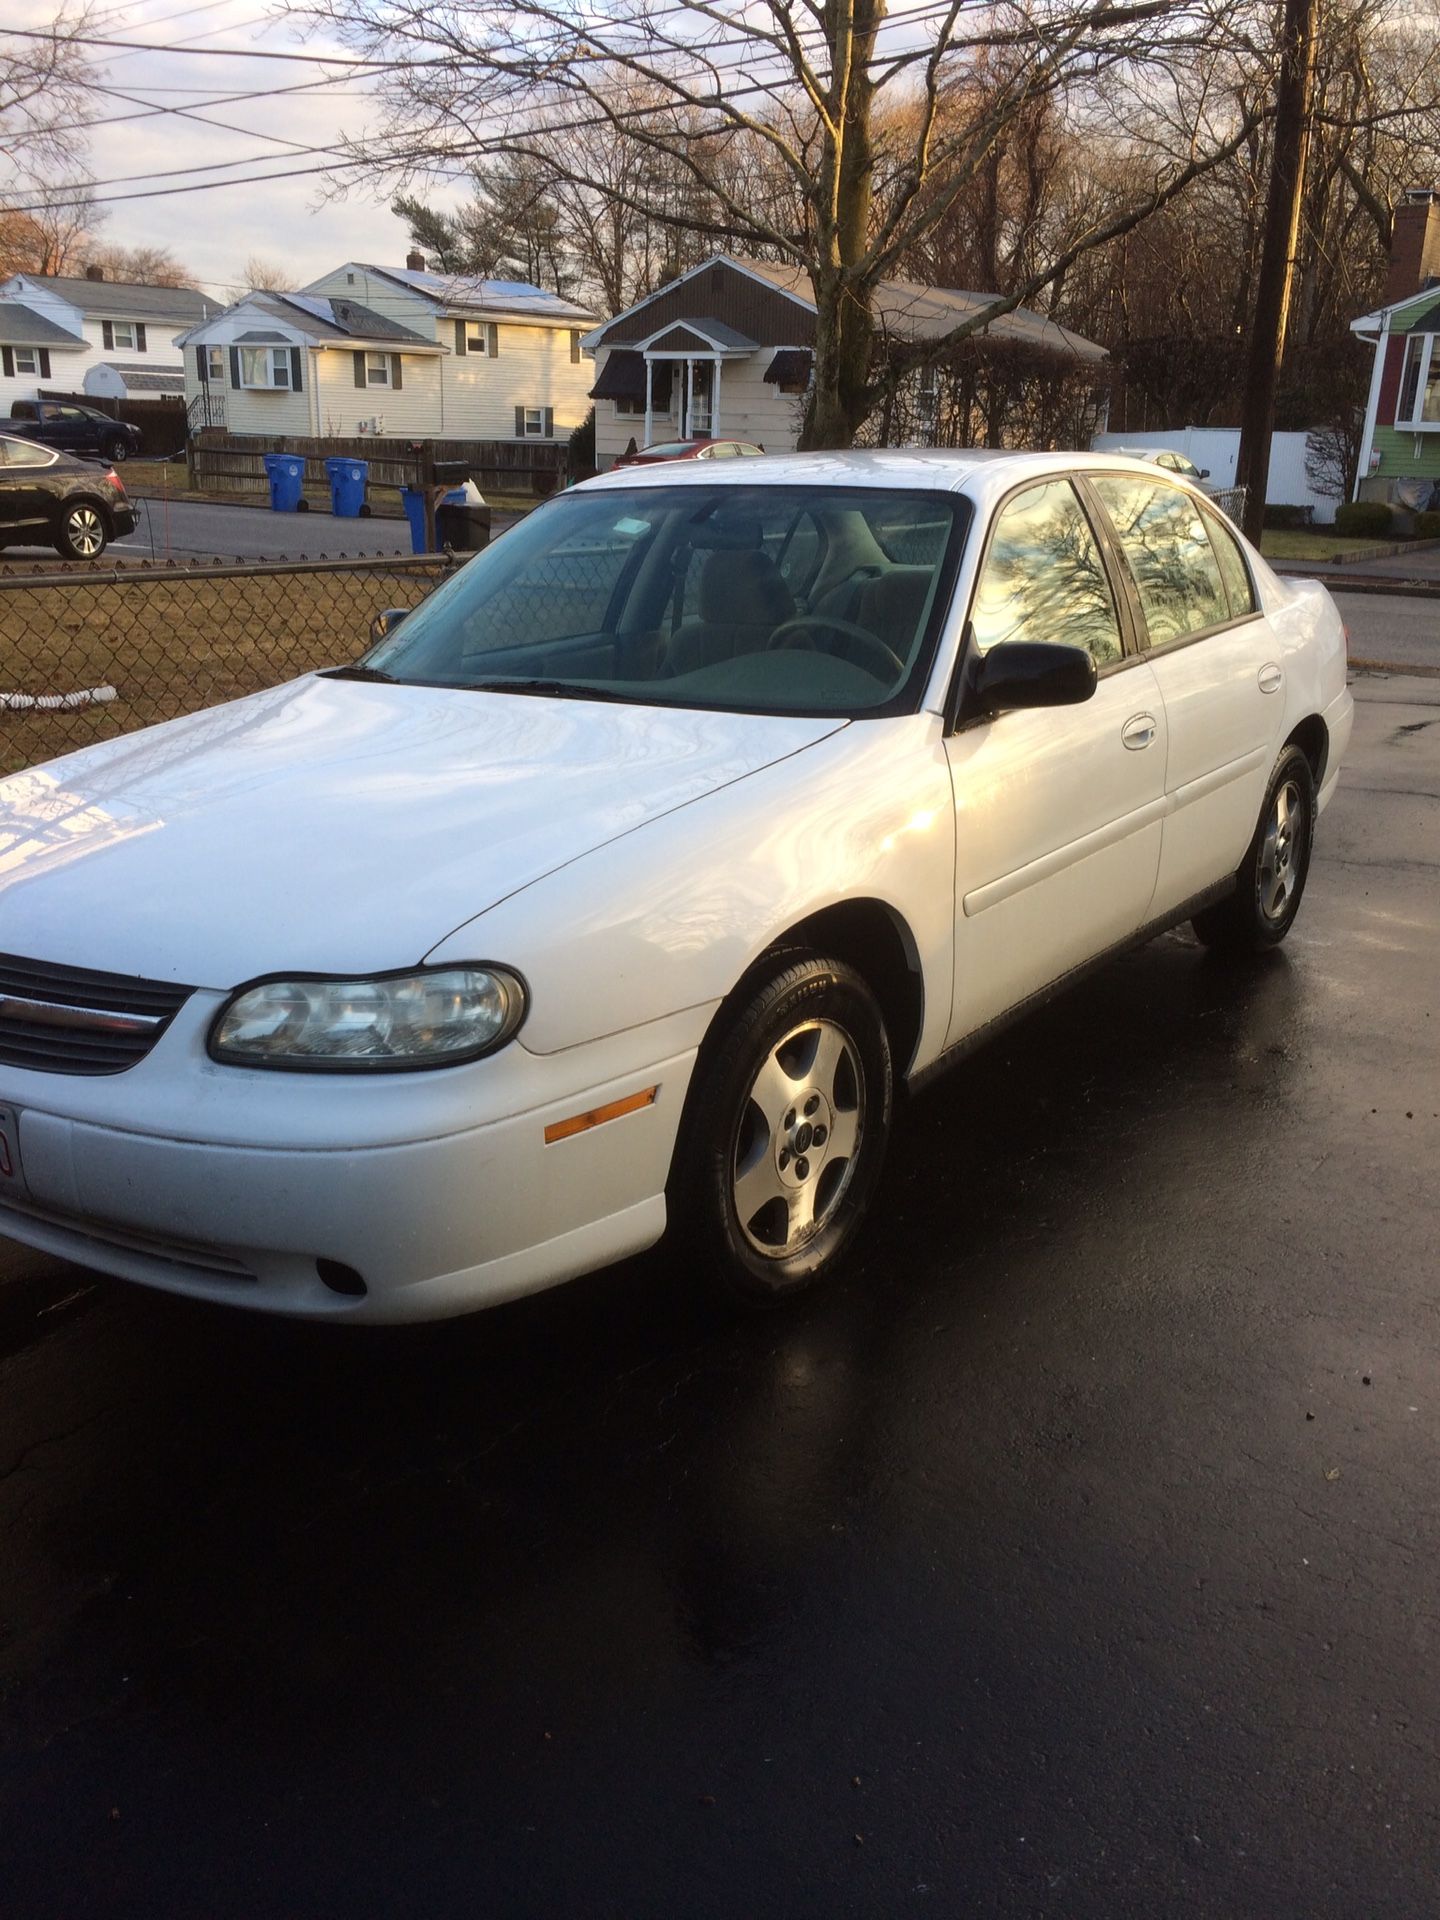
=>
[361,483,969,718]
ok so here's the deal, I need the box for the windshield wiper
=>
[319,664,397,683]
[463,678,639,703]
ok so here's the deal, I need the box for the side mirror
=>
[1199,467,1211,479]
[369,607,409,648]
[967,640,1097,718]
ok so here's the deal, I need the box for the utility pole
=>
[1235,0,1318,545]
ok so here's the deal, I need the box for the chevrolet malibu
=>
[0,452,1352,1321]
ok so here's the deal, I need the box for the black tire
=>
[52,498,109,562]
[669,953,893,1306]
[103,437,129,463]
[1192,743,1316,954]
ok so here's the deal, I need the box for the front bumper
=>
[0,992,705,1321]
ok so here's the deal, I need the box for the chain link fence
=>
[1,555,459,776]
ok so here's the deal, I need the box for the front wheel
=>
[103,438,129,463]
[53,500,109,561]
[671,954,893,1305]
[1193,744,1316,953]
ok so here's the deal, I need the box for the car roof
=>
[578,446,1202,501]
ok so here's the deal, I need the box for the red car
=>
[614,436,766,466]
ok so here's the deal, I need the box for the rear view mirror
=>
[369,607,409,648]
[966,640,1097,719]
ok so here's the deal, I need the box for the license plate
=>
[0,1103,25,1195]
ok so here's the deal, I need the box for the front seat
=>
[668,547,796,676]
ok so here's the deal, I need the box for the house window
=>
[207,346,225,381]
[364,352,392,388]
[239,346,292,389]
[570,330,582,364]
[522,406,545,436]
[111,321,138,351]
[13,348,37,374]
[464,322,499,357]
[1398,333,1440,426]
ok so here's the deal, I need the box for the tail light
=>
[106,469,125,494]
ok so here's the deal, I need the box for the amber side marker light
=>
[544,1085,658,1145]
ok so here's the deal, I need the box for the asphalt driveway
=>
[0,660,1436,1916]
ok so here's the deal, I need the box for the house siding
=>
[443,324,590,438]
[1362,424,1440,484]
[0,352,87,413]
[313,350,442,437]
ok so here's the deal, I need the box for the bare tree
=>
[0,185,103,276]
[238,255,294,293]
[294,0,1275,447]
[84,243,195,288]
[1,10,101,181]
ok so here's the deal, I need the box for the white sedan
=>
[0,452,1352,1321]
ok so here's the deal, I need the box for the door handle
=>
[1258,662,1283,694]
[1121,712,1157,750]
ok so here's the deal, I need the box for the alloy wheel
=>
[1258,777,1306,922]
[65,506,105,558]
[731,1017,865,1258]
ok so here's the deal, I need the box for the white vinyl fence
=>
[1091,428,1336,524]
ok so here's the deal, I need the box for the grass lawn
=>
[1,564,446,775]
[1258,527,1399,562]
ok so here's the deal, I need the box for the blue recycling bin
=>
[326,457,369,518]
[263,453,306,513]
[400,484,467,553]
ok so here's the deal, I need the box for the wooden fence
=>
[39,389,188,459]
[190,431,569,500]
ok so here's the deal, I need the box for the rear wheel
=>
[671,954,893,1305]
[1192,744,1316,953]
[53,499,109,561]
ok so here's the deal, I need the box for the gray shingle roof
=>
[96,361,185,393]
[0,303,88,348]
[13,274,219,321]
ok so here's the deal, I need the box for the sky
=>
[11,0,414,297]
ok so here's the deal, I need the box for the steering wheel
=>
[767,614,905,682]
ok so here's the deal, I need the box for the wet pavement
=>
[1,674,1437,1918]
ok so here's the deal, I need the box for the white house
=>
[180,256,599,443]
[177,291,448,438]
[302,260,599,442]
[0,268,218,411]
[583,254,1108,469]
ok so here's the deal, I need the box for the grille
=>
[0,951,194,1075]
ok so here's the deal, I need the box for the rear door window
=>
[1089,476,1229,647]
[1202,506,1257,620]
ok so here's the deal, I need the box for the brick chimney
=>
[406,250,426,271]
[84,263,105,282]
[1383,188,1440,306]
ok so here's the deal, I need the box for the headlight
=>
[209,966,526,1071]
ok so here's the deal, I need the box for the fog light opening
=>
[316,1258,367,1298]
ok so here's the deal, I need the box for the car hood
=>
[0,677,847,986]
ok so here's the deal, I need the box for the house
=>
[179,255,600,443]
[582,255,1108,468]
[177,291,448,438]
[0,267,218,411]
[1350,187,1440,502]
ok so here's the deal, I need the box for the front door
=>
[944,478,1167,1046]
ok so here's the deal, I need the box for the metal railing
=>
[0,554,458,776]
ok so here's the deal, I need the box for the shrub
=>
[1263,504,1313,528]
[1333,500,1395,539]
[1412,509,1440,539]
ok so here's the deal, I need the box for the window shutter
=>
[102,320,114,350]
[291,347,303,391]
[353,351,366,389]
[135,323,147,352]
[229,345,241,388]
[454,319,467,356]
[1,347,12,378]
[391,354,402,391]
[543,406,554,437]
[488,323,498,357]
[196,344,208,382]
[514,404,525,437]
[38,349,50,379]
[570,331,581,364]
